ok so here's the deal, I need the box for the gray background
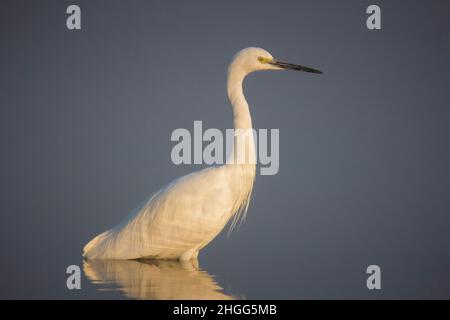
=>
[1,0,450,299]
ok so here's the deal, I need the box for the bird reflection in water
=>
[83,259,236,300]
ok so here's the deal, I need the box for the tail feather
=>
[83,230,111,259]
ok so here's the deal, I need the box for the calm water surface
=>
[83,259,236,300]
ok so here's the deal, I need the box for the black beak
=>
[269,60,323,74]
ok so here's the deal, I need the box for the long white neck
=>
[227,68,252,130]
[226,65,256,165]
[225,63,256,231]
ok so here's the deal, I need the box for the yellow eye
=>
[258,57,265,63]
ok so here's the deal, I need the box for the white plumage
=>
[83,47,321,260]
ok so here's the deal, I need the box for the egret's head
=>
[230,47,322,75]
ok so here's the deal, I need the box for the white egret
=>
[83,47,322,260]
